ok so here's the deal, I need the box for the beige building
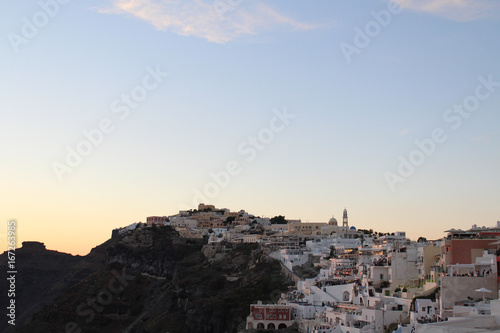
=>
[289,222,352,236]
[198,203,216,211]
[417,243,441,278]
[289,222,327,235]
[170,217,198,228]
[176,228,204,238]
[238,234,261,243]
[289,212,353,236]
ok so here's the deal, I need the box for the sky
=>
[1,0,500,255]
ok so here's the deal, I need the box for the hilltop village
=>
[114,204,500,333]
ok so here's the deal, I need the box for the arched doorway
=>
[268,323,276,329]
[278,323,287,329]
[257,323,264,329]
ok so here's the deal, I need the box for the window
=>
[255,314,262,319]
[380,274,384,279]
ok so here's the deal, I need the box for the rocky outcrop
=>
[0,240,110,333]
[14,226,293,333]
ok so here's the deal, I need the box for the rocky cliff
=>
[0,240,108,333]
[11,226,292,333]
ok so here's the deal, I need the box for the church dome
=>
[328,217,338,225]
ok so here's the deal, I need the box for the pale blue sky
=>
[1,0,500,254]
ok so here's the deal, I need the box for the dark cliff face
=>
[0,241,109,333]
[14,226,292,333]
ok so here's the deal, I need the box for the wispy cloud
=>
[96,0,317,43]
[394,0,500,21]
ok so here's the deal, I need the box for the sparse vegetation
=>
[270,215,287,224]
